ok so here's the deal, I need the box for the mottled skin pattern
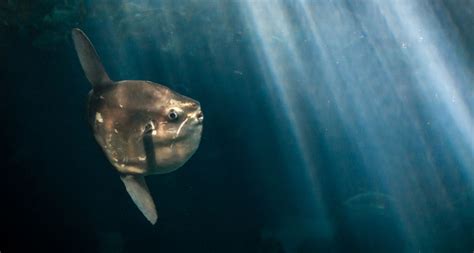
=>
[89,80,203,175]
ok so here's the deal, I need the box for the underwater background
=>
[2,0,473,252]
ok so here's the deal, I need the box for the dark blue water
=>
[2,1,473,252]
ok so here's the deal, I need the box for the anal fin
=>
[120,175,157,225]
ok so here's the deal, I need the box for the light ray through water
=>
[240,0,331,224]
[238,0,473,250]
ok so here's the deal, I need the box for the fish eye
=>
[168,109,179,121]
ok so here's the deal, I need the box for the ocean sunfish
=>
[71,28,203,224]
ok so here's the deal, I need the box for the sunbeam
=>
[238,0,473,250]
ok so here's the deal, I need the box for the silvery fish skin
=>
[72,28,203,224]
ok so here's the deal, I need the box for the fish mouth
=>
[196,111,204,124]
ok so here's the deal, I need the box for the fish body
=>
[72,28,203,224]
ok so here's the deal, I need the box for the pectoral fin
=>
[120,175,158,225]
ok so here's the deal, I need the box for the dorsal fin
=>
[71,28,113,88]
